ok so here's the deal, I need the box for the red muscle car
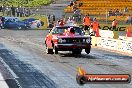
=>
[45,26,92,54]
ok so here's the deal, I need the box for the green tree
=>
[0,0,52,7]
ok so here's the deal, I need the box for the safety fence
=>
[92,36,132,54]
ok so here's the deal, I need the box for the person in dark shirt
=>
[1,17,5,28]
[0,6,2,12]
[11,5,15,17]
[70,1,73,7]
[16,6,20,17]
[1,6,5,16]
[53,15,55,22]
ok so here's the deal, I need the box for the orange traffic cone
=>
[96,28,101,37]
[126,26,131,37]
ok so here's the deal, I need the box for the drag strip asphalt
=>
[0,29,131,88]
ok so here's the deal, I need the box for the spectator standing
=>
[112,19,118,31]
[66,17,76,26]
[22,7,26,17]
[23,8,27,17]
[126,15,131,24]
[19,6,23,17]
[70,1,73,7]
[112,9,116,16]
[108,9,112,17]
[73,9,80,23]
[124,7,128,13]
[11,5,15,17]
[131,15,132,25]
[78,14,82,23]
[6,6,11,16]
[1,16,5,28]
[0,6,2,12]
[0,16,2,29]
[79,1,83,7]
[16,7,20,17]
[83,14,91,34]
[115,9,120,16]
[24,8,27,17]
[91,18,100,36]
[53,15,55,22]
[1,6,5,16]
[27,8,31,17]
[59,19,65,26]
[56,19,60,26]
[48,14,50,20]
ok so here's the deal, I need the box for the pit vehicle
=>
[2,16,29,29]
[45,26,91,54]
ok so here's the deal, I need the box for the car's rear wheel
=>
[46,45,53,54]
[17,26,22,30]
[72,49,82,54]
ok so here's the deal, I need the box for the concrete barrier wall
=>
[118,39,132,53]
[100,30,114,38]
[99,30,120,39]
[92,37,132,54]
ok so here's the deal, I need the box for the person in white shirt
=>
[66,17,76,26]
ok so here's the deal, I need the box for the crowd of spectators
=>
[0,5,32,17]
[108,9,123,17]
[69,0,82,23]
[108,7,129,17]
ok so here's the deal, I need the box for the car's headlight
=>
[58,38,66,43]
[58,38,62,43]
[86,39,91,43]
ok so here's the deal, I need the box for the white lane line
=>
[0,57,18,79]
[0,56,22,88]
[0,73,9,88]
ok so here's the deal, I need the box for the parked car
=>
[45,26,92,54]
[23,18,37,24]
[23,18,43,29]
[3,19,28,29]
[2,16,29,29]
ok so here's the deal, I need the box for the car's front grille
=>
[63,38,84,43]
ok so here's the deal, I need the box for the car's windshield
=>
[52,27,83,35]
[5,19,21,22]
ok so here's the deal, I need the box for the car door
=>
[6,19,16,28]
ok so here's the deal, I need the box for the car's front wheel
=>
[54,46,58,54]
[46,45,53,54]
[85,48,91,54]
[17,26,22,30]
